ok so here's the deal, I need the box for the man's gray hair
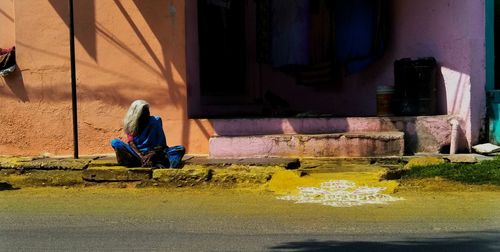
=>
[124,100,149,136]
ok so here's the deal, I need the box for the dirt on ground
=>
[1,186,499,234]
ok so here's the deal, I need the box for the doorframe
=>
[486,0,494,91]
[486,0,500,143]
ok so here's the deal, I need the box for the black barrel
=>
[394,57,437,116]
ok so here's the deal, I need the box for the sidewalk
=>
[0,154,491,189]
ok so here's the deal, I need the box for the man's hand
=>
[141,151,156,167]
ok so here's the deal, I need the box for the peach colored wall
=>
[251,0,486,147]
[0,0,213,156]
[0,0,73,155]
[0,0,14,48]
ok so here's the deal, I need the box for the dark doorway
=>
[197,0,246,97]
[189,0,390,118]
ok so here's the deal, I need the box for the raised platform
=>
[210,115,458,154]
[209,132,405,158]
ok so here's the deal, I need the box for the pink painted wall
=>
[387,0,486,148]
[249,0,485,147]
[187,0,485,149]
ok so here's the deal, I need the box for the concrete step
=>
[211,116,456,154]
[209,132,404,158]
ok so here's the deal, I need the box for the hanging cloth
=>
[271,0,311,67]
[206,0,231,9]
[256,0,272,63]
[297,0,337,86]
[334,0,387,74]
[0,47,16,77]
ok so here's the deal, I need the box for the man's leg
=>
[110,139,141,167]
[165,145,186,168]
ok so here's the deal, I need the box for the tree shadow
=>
[48,0,97,60]
[2,67,29,102]
[269,231,500,252]
[128,0,195,149]
[127,0,184,106]
[0,7,14,22]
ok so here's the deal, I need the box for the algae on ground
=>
[404,157,446,169]
[404,158,500,186]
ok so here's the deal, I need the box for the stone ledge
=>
[88,158,118,167]
[444,154,486,164]
[0,157,91,170]
[153,167,212,187]
[210,132,404,158]
[83,167,152,182]
[211,168,275,186]
[186,156,300,169]
[0,170,84,187]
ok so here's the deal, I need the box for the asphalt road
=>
[1,187,499,251]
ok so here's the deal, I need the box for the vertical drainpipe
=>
[69,0,79,159]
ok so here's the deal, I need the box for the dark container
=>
[394,57,437,116]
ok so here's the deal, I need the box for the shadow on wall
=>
[48,0,97,60]
[1,67,28,102]
[440,66,472,151]
[44,0,211,150]
[46,0,185,107]
[127,0,191,149]
[436,65,468,152]
[0,6,14,22]
[45,0,185,108]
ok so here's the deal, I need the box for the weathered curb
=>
[0,154,493,188]
[0,156,296,188]
[0,157,91,170]
[153,167,212,187]
[83,167,152,182]
[0,170,85,187]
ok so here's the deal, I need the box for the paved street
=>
[1,187,499,251]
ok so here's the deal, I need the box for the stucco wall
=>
[253,0,486,147]
[389,0,486,148]
[0,0,14,48]
[0,0,486,155]
[187,0,485,150]
[0,0,214,156]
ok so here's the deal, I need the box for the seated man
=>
[111,100,185,168]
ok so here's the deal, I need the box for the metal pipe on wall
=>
[69,0,79,159]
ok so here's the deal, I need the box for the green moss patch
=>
[404,158,500,185]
